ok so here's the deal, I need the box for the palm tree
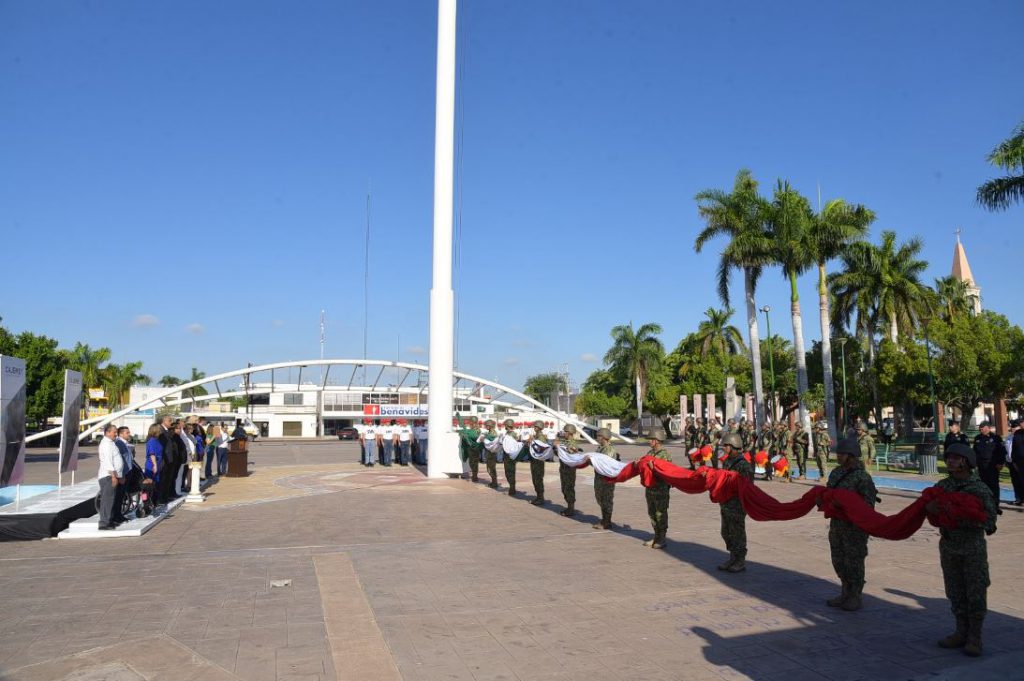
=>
[807,199,875,442]
[66,342,111,391]
[103,362,150,410]
[603,322,664,436]
[184,367,208,402]
[693,307,747,358]
[694,169,773,427]
[934,275,974,321]
[765,181,815,437]
[977,120,1024,211]
[159,375,183,387]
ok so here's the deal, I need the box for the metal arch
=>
[24,359,632,446]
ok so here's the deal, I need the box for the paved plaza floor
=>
[1,440,1022,681]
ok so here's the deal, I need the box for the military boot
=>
[530,496,545,506]
[649,533,666,549]
[841,582,863,611]
[592,513,611,530]
[488,479,499,489]
[937,617,968,649]
[964,618,984,657]
[643,537,655,547]
[471,474,479,482]
[726,558,746,573]
[507,486,516,496]
[717,558,735,571]
[826,582,849,608]
[559,504,575,516]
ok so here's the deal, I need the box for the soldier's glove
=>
[986,527,997,536]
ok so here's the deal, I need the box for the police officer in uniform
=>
[824,437,878,612]
[717,432,753,572]
[932,442,997,657]
[943,420,970,453]
[557,424,581,516]
[642,433,672,549]
[528,420,548,506]
[972,421,1004,508]
[592,428,620,530]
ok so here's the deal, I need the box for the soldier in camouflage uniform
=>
[812,422,830,482]
[643,433,673,549]
[482,419,500,488]
[684,417,698,470]
[824,437,878,612]
[456,415,483,481]
[708,419,722,469]
[528,420,548,506]
[592,428,620,529]
[558,424,581,516]
[791,422,810,480]
[855,421,875,463]
[933,442,998,657]
[739,420,755,453]
[500,419,520,496]
[717,432,754,572]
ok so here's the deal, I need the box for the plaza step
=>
[57,496,186,539]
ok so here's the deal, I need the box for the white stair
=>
[58,496,186,539]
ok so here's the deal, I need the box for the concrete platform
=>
[57,496,186,539]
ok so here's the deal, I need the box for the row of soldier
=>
[457,415,996,659]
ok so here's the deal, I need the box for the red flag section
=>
[608,455,988,541]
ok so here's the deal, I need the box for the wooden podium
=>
[226,439,249,477]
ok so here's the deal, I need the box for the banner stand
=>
[57,370,83,490]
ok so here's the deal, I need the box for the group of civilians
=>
[356,419,428,466]
[96,415,247,529]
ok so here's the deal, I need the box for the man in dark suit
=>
[1009,419,1024,505]
[972,421,1004,510]
[943,420,969,453]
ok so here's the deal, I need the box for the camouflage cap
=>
[854,421,866,432]
[503,418,515,428]
[532,420,545,429]
[466,415,479,424]
[721,432,742,449]
[944,442,976,468]
[596,427,613,440]
[563,423,577,434]
[834,437,861,457]
[484,419,496,428]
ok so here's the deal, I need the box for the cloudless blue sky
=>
[1,0,1022,391]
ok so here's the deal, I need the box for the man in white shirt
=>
[360,420,378,467]
[380,420,395,467]
[396,419,413,466]
[97,424,125,530]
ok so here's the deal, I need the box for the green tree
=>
[760,334,798,420]
[575,369,630,419]
[102,361,151,410]
[183,367,208,401]
[603,322,664,436]
[976,120,1024,211]
[66,342,111,391]
[690,307,746,358]
[765,181,815,436]
[159,375,183,387]
[12,332,67,425]
[522,372,569,406]
[807,198,874,442]
[934,276,975,321]
[694,169,773,427]
[645,367,682,436]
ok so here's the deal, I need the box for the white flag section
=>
[0,355,28,487]
[58,370,83,474]
[501,434,523,456]
[527,439,630,478]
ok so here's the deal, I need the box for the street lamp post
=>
[760,306,776,420]
[923,321,940,441]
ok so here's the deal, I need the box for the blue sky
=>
[1,0,1021,391]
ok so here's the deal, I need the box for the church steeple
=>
[952,228,982,314]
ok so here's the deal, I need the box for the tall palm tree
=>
[765,181,815,437]
[694,169,773,427]
[103,362,150,410]
[159,375,183,387]
[66,342,111,391]
[977,120,1024,211]
[693,307,747,358]
[185,367,208,401]
[603,322,664,436]
[807,199,875,442]
[934,275,974,321]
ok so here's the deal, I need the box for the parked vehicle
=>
[336,427,359,441]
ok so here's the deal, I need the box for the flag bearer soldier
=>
[592,428,620,530]
[717,432,753,573]
[684,417,698,470]
[456,415,483,481]
[823,438,878,612]
[792,422,810,480]
[501,418,522,496]
[528,420,548,506]
[482,419,500,488]
[642,433,672,549]
[932,443,998,657]
[557,424,581,516]
[812,421,830,482]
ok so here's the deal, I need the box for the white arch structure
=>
[25,359,632,459]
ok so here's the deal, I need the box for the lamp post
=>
[836,338,848,432]
[760,306,776,420]
[923,320,940,442]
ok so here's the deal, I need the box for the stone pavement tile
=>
[460,657,520,680]
[275,643,330,677]
[192,636,241,673]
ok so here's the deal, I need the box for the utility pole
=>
[760,306,776,420]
